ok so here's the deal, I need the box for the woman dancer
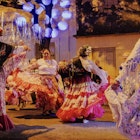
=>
[6,41,32,110]
[57,45,109,123]
[105,38,140,140]
[0,41,29,131]
[29,49,64,115]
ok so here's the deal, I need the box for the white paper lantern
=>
[52,9,60,19]
[58,21,68,31]
[22,2,34,12]
[52,0,58,5]
[45,27,52,37]
[51,28,59,38]
[62,10,72,19]
[35,4,45,15]
[60,0,70,8]
[32,24,42,33]
[15,17,27,27]
[45,15,50,25]
[42,0,52,5]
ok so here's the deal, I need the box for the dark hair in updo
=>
[78,45,91,57]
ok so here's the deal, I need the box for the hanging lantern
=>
[45,27,52,38]
[15,17,27,27]
[52,0,58,5]
[35,4,45,15]
[41,0,52,5]
[32,23,42,33]
[60,0,70,8]
[52,9,60,19]
[22,2,34,12]
[45,15,50,25]
[51,28,59,38]
[62,10,72,19]
[21,0,72,38]
[58,21,68,31]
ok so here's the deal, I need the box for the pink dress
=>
[0,51,26,131]
[57,56,109,122]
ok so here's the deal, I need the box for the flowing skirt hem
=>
[56,102,104,122]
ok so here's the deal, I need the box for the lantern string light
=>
[21,0,72,39]
[0,0,73,45]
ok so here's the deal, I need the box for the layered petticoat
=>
[6,70,41,105]
[6,70,64,112]
[36,75,64,113]
[0,50,27,131]
[56,75,105,122]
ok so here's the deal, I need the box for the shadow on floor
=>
[15,113,57,119]
[0,124,54,140]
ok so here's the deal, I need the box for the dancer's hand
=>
[111,80,120,90]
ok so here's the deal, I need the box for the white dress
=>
[105,38,140,139]
[0,45,27,131]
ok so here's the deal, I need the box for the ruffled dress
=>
[56,57,109,122]
[35,59,64,113]
[6,69,42,105]
[7,58,64,113]
[0,51,26,131]
[105,38,140,139]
